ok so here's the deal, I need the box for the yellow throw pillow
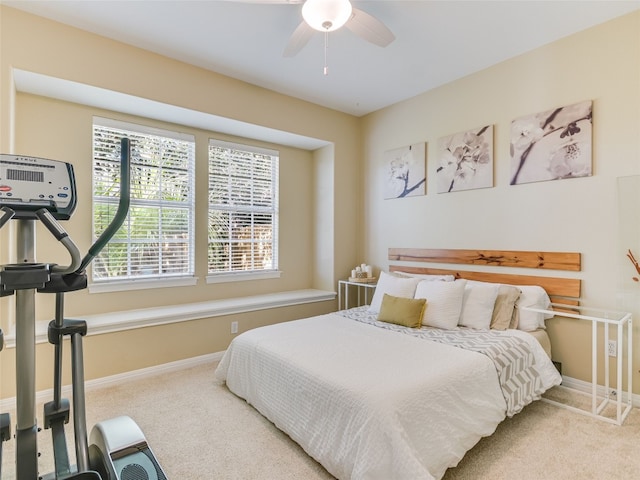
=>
[377,293,427,328]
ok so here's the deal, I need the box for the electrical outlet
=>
[231,321,238,334]
[607,340,617,357]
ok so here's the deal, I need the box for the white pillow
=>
[515,285,553,331]
[394,271,455,282]
[414,279,467,329]
[368,271,420,314]
[459,281,500,329]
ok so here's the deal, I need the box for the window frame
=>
[90,116,196,292]
[206,138,280,284]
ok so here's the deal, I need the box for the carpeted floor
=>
[2,361,639,479]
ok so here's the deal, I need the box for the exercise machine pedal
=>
[90,416,168,480]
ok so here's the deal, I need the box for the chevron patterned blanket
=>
[338,306,545,416]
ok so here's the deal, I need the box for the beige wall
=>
[0,6,360,397]
[1,6,639,398]
[11,93,319,315]
[361,11,640,393]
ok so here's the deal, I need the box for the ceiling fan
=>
[225,0,395,72]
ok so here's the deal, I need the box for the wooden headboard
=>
[388,248,581,308]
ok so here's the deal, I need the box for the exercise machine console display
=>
[0,139,168,480]
[0,154,77,220]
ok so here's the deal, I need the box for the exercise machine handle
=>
[0,206,15,230]
[35,209,82,275]
[77,137,131,274]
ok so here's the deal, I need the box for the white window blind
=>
[92,117,195,283]
[208,139,279,276]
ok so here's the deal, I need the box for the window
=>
[208,139,279,280]
[92,117,195,285]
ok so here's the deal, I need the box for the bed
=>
[215,248,581,480]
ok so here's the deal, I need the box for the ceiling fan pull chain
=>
[324,31,329,76]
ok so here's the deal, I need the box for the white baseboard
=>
[559,375,640,407]
[3,359,638,412]
[0,351,225,411]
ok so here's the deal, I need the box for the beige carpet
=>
[2,361,639,479]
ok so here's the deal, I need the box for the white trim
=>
[13,69,330,151]
[209,138,279,157]
[94,116,195,142]
[89,276,198,294]
[206,270,281,284]
[3,289,335,346]
[3,359,636,420]
[557,374,640,407]
[0,358,640,413]
[0,352,224,412]
[541,375,640,426]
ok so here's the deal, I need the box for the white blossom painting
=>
[383,142,426,199]
[510,100,592,185]
[436,125,493,193]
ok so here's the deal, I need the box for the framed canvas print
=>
[510,100,593,185]
[436,125,493,193]
[383,142,426,199]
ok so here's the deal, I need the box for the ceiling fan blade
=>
[283,21,314,57]
[345,7,395,47]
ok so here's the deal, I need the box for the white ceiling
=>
[3,0,639,116]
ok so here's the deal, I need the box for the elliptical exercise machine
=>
[0,138,167,479]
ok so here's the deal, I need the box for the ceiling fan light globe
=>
[302,0,353,32]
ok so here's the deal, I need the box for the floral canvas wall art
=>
[383,142,426,199]
[510,100,592,185]
[436,125,493,193]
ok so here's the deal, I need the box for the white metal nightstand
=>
[523,303,633,425]
[338,279,377,310]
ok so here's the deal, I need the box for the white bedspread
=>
[215,311,560,480]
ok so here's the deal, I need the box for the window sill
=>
[88,276,198,294]
[206,270,282,284]
[3,289,336,347]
